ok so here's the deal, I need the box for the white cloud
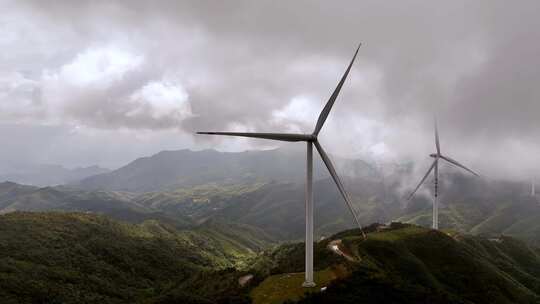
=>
[128,80,191,119]
[0,72,41,120]
[54,46,144,88]
[271,96,318,133]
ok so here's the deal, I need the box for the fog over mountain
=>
[2,0,540,180]
[0,164,109,186]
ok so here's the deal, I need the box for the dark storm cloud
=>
[2,0,540,177]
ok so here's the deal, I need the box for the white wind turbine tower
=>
[531,179,536,197]
[198,45,365,288]
[407,118,479,230]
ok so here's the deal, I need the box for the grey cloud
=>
[2,0,540,179]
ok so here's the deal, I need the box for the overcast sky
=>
[2,0,540,180]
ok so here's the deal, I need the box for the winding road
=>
[327,239,356,261]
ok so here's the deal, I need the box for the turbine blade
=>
[314,141,366,238]
[407,159,437,201]
[196,132,312,142]
[313,44,361,136]
[440,155,480,176]
[435,116,440,155]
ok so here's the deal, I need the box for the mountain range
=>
[1,213,539,304]
[75,148,379,192]
[1,148,539,244]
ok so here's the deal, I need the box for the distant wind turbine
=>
[407,118,479,230]
[531,179,536,197]
[198,44,365,288]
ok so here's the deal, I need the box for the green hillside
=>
[0,212,539,303]
[6,172,540,249]
[0,182,194,229]
[290,223,540,304]
[52,148,540,247]
[134,183,266,222]
[180,179,396,240]
[0,212,271,304]
[0,180,396,242]
[399,192,540,245]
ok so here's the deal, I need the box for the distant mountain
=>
[0,179,397,241]
[6,168,540,246]
[0,181,37,209]
[0,164,110,186]
[3,148,540,246]
[132,169,540,245]
[201,179,400,240]
[0,181,193,228]
[135,170,540,245]
[77,148,378,192]
[398,172,540,245]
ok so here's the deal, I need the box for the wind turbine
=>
[407,118,479,230]
[197,45,365,288]
[531,179,536,197]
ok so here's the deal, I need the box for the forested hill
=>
[0,212,272,304]
[1,213,539,304]
[252,223,540,304]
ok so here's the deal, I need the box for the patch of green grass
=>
[250,268,337,304]
[365,225,428,242]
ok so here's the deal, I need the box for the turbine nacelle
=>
[429,153,438,158]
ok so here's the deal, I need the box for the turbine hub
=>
[429,153,438,158]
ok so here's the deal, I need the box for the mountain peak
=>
[76,148,378,192]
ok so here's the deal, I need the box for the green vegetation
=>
[296,223,540,304]
[400,195,540,246]
[10,166,540,249]
[0,211,539,303]
[33,148,538,248]
[0,212,269,303]
[250,267,339,304]
[0,179,394,244]
[4,165,540,304]
[135,183,266,221]
[0,181,194,229]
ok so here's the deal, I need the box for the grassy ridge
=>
[293,223,540,304]
[243,223,540,304]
